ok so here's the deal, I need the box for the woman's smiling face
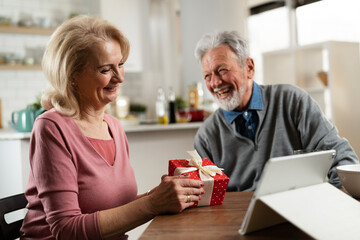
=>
[73,38,124,110]
[201,45,254,111]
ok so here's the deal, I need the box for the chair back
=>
[0,193,27,240]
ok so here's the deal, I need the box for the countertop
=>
[0,122,203,140]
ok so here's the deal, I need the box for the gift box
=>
[168,150,229,207]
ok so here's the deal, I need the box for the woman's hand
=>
[148,175,205,214]
[99,175,204,238]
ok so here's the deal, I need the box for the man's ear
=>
[246,58,255,79]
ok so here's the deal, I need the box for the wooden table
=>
[139,192,313,240]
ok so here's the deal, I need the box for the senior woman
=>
[20,15,204,240]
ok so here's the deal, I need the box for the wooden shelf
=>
[0,26,51,71]
[0,64,42,71]
[0,26,54,35]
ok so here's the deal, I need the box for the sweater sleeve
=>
[293,88,359,187]
[194,128,210,159]
[29,118,103,240]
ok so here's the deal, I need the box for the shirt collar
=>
[223,81,263,124]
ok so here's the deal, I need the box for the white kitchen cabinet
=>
[0,138,30,199]
[263,41,360,156]
[0,138,30,227]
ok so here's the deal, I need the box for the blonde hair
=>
[41,15,130,118]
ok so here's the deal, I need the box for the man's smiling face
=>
[201,45,254,111]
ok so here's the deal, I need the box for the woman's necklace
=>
[75,118,111,140]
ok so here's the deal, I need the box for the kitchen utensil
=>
[11,107,35,132]
[337,164,360,199]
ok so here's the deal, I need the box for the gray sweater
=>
[194,84,359,191]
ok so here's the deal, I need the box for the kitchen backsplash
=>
[0,70,47,128]
[0,69,143,129]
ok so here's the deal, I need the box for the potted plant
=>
[129,103,147,121]
[175,96,190,123]
[30,94,46,118]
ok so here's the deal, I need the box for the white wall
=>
[179,0,249,98]
[100,0,183,120]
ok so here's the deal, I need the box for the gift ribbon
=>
[174,150,224,206]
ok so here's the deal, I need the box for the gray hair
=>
[194,31,249,65]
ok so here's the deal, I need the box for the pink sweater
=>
[20,109,138,240]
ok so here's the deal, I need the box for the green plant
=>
[175,96,188,110]
[29,94,42,111]
[68,12,79,19]
[130,103,147,113]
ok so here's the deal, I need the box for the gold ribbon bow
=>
[187,150,224,179]
[174,150,224,180]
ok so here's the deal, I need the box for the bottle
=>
[156,88,168,124]
[0,97,2,129]
[188,83,199,108]
[168,87,176,124]
[116,96,129,118]
[116,87,129,119]
[197,82,204,108]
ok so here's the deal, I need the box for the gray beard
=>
[215,90,242,111]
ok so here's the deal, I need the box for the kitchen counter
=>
[0,128,32,140]
[122,121,203,132]
[0,122,203,140]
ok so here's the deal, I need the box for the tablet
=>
[254,150,336,198]
[240,149,336,234]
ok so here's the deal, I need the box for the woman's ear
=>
[70,76,78,88]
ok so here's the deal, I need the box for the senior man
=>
[193,31,359,191]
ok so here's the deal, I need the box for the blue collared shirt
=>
[223,82,263,141]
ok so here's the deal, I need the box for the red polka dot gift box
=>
[168,150,229,207]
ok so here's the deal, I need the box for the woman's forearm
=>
[98,195,156,239]
[98,176,204,239]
